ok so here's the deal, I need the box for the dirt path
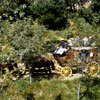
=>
[63,73,82,80]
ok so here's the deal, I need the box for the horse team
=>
[0,57,55,77]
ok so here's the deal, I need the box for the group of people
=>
[82,35,94,46]
[74,35,95,47]
[54,34,95,56]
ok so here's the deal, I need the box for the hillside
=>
[0,0,100,100]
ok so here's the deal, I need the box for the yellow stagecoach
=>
[53,46,99,77]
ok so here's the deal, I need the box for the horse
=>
[22,56,55,76]
[0,60,18,74]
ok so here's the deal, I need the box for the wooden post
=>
[77,68,84,100]
[29,66,32,83]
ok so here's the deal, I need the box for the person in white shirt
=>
[68,39,73,46]
[82,36,89,46]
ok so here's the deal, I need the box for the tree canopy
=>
[0,0,100,61]
[0,18,46,62]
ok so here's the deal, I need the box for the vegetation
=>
[0,0,100,100]
[80,76,100,100]
[0,75,78,100]
[0,18,47,64]
[1,75,100,100]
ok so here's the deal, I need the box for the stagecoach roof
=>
[71,47,97,50]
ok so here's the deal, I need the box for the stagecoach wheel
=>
[85,61,100,75]
[61,67,72,77]
[55,62,62,73]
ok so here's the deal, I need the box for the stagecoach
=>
[53,46,100,77]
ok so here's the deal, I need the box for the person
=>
[64,40,70,51]
[54,38,70,55]
[58,38,65,48]
[75,35,80,42]
[66,34,74,47]
[74,35,80,46]
[68,38,73,47]
[82,36,89,46]
[54,38,65,55]
[89,35,93,41]
[81,50,87,61]
[54,38,64,53]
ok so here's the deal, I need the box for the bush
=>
[0,78,79,100]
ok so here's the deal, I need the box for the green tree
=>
[80,76,100,100]
[0,18,46,62]
[64,0,88,11]
[93,27,100,49]
[29,0,67,30]
[91,0,100,25]
[75,18,94,37]
[78,0,100,26]
[0,0,31,21]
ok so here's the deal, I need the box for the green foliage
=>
[64,0,87,11]
[91,0,100,25]
[0,0,18,19]
[80,76,100,100]
[0,32,16,63]
[1,75,100,100]
[93,27,100,49]
[0,21,4,29]
[91,0,100,13]
[43,40,59,52]
[75,18,94,37]
[78,7,93,23]
[0,44,16,63]
[78,0,100,26]
[0,0,29,21]
[65,18,94,39]
[0,18,46,62]
[29,0,67,30]
[17,79,30,92]
[0,78,79,100]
